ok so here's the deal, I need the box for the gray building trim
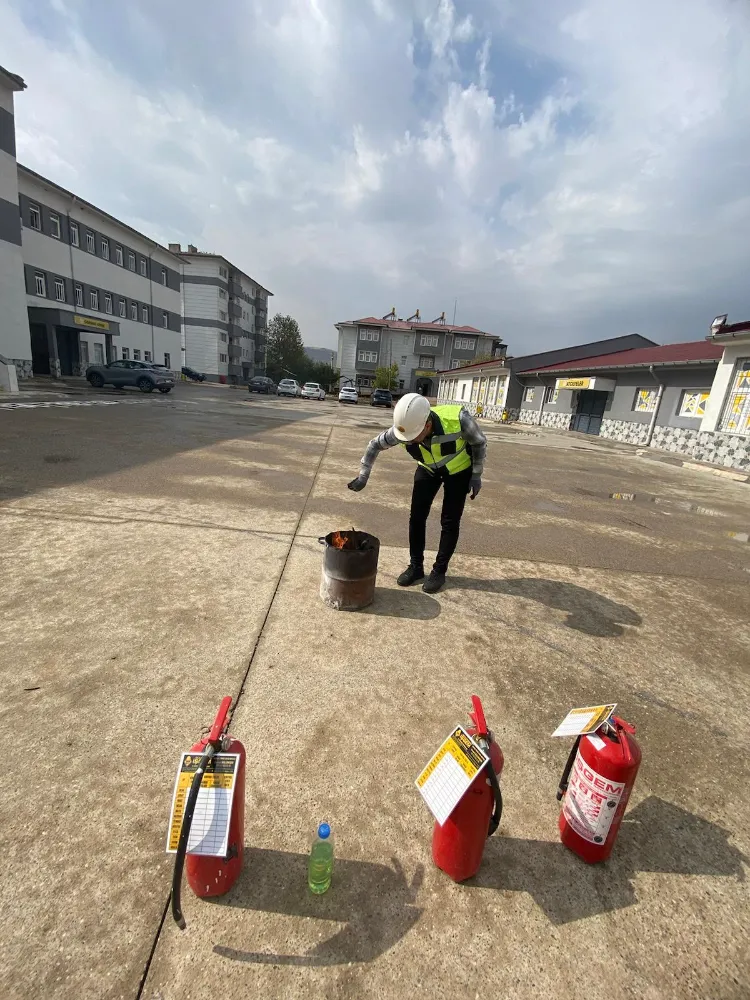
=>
[0,107,16,157]
[27,305,121,338]
[0,196,22,245]
[413,331,446,356]
[184,316,230,332]
[18,192,182,290]
[183,273,229,289]
[23,262,180,333]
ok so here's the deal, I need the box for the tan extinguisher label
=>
[562,743,626,844]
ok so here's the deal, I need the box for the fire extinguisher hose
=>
[486,757,503,837]
[171,742,217,930]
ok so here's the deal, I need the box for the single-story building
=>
[437,321,750,471]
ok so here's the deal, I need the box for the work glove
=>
[469,476,482,500]
[347,476,368,492]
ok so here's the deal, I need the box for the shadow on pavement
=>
[212,850,423,966]
[357,587,441,620]
[472,796,747,924]
[448,577,642,637]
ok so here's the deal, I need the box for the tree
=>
[266,314,306,382]
[374,363,399,391]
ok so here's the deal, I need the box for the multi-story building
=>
[172,244,272,383]
[17,166,183,377]
[335,310,504,396]
[0,65,32,376]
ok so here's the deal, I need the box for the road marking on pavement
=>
[0,400,126,410]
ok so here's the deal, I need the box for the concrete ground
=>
[0,384,748,1000]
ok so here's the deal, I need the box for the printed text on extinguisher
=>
[562,753,626,844]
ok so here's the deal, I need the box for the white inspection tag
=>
[415,726,488,826]
[166,752,239,857]
[552,704,616,738]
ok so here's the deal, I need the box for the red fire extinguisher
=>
[432,696,504,882]
[557,715,641,863]
[171,696,246,928]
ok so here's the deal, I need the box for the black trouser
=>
[409,465,472,574]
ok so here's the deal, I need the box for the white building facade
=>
[17,165,182,377]
[174,244,272,383]
[335,312,504,396]
[0,66,32,376]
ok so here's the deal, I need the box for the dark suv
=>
[181,366,206,382]
[370,388,393,408]
[248,376,277,394]
[86,361,174,393]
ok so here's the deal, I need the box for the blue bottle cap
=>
[318,822,331,839]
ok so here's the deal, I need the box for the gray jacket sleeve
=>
[358,427,400,480]
[459,408,487,476]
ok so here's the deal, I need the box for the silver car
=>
[86,360,175,394]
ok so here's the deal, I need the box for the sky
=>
[3,0,750,353]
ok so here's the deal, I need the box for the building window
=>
[34,271,46,296]
[220,332,228,342]
[220,310,227,321]
[161,267,167,286]
[118,299,126,318]
[54,278,65,302]
[359,328,380,341]
[219,266,228,279]
[140,258,147,277]
[719,359,750,434]
[70,221,79,246]
[121,347,130,360]
[418,356,434,369]
[524,387,536,403]
[451,360,462,369]
[116,245,123,266]
[142,306,148,323]
[633,388,658,413]
[128,252,136,271]
[144,351,152,362]
[86,231,95,253]
[29,204,41,230]
[90,289,99,310]
[455,337,476,351]
[460,383,467,400]
[162,311,168,328]
[678,390,709,418]
[219,353,228,363]
[101,238,110,260]
[104,293,113,314]
[544,386,559,405]
[80,341,89,365]
[50,213,61,239]
[420,334,439,347]
[164,352,171,368]
[358,351,377,363]
[356,376,374,387]
[219,288,227,299]
[131,303,138,321]
[400,355,407,365]
[75,283,83,307]
[133,349,141,360]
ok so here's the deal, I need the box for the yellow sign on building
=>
[557,377,591,390]
[73,315,110,331]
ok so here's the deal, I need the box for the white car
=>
[338,385,359,404]
[302,382,326,400]
[278,379,302,397]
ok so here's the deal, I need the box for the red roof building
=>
[518,340,722,374]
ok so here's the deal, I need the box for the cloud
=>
[3,0,750,350]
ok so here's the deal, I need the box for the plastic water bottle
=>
[308,822,334,894]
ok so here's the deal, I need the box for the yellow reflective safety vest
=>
[403,404,472,475]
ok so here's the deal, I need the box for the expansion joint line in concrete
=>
[134,422,335,1000]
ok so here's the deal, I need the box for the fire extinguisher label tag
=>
[562,751,626,845]
[415,726,488,827]
[166,753,239,857]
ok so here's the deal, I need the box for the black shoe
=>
[397,564,425,587]
[422,570,446,594]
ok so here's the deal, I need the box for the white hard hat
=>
[392,393,431,441]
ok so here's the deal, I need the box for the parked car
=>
[370,388,393,408]
[181,366,206,382]
[86,360,175,394]
[338,385,359,404]
[302,382,326,400]
[278,379,302,397]
[248,376,277,394]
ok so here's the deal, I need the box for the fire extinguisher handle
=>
[470,695,489,738]
[208,696,233,745]
[171,743,217,929]
[557,735,582,801]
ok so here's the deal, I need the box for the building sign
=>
[415,369,436,376]
[73,314,110,331]
[557,377,592,390]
